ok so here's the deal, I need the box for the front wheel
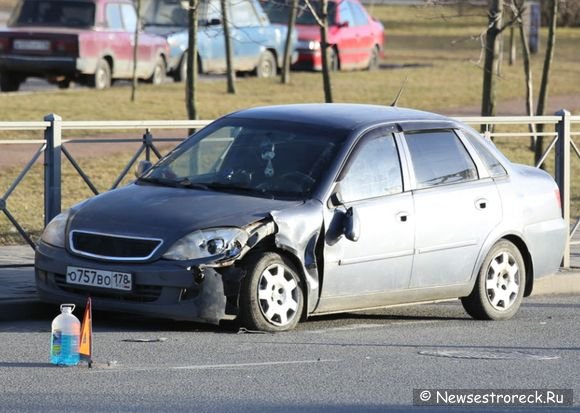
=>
[461,240,526,321]
[239,252,304,332]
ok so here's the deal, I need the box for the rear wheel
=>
[90,58,111,90]
[147,56,166,85]
[255,50,277,78]
[328,47,339,71]
[0,71,21,92]
[172,52,188,82]
[239,252,304,332]
[367,46,380,71]
[461,240,526,320]
[57,78,71,89]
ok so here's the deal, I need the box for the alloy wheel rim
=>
[257,264,299,326]
[486,251,520,311]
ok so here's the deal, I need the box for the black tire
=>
[461,240,526,321]
[172,52,187,82]
[57,78,71,89]
[0,71,21,92]
[239,252,304,332]
[90,58,111,90]
[147,56,166,85]
[367,46,380,71]
[255,50,277,79]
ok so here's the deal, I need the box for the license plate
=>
[66,266,132,291]
[13,39,50,51]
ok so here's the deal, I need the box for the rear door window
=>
[404,130,478,189]
[106,4,123,29]
[120,3,138,31]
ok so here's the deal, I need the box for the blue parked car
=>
[141,0,296,80]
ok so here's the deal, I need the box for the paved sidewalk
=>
[0,236,578,321]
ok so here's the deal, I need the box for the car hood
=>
[68,183,302,243]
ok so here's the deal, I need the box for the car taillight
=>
[0,37,9,52]
[555,188,562,210]
[54,39,78,54]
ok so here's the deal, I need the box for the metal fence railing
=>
[0,111,577,267]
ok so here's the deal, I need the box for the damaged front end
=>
[174,200,326,325]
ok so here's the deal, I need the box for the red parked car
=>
[0,0,169,91]
[262,0,384,71]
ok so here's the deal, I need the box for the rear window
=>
[405,130,478,189]
[463,130,508,177]
[9,0,95,27]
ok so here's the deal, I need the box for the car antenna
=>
[390,74,409,107]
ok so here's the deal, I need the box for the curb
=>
[531,268,580,296]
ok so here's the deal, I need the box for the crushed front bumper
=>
[35,240,235,324]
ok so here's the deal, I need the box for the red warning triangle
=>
[79,296,93,367]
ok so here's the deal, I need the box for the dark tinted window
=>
[340,135,402,202]
[106,4,123,29]
[10,0,95,27]
[405,130,478,189]
[463,130,507,177]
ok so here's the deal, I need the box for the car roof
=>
[226,104,458,132]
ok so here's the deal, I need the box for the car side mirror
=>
[135,160,153,178]
[343,207,360,242]
[337,21,349,28]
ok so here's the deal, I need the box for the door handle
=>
[396,212,409,222]
[475,198,488,210]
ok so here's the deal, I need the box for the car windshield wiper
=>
[175,178,209,190]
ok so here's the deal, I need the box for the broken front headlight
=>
[162,228,248,261]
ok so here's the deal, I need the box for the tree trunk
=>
[221,0,236,94]
[481,0,503,125]
[281,0,298,84]
[535,0,558,166]
[514,0,537,150]
[509,23,516,65]
[186,0,199,123]
[319,0,333,103]
[131,0,141,102]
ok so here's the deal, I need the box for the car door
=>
[401,129,502,288]
[348,0,374,68]
[319,129,414,312]
[199,0,226,72]
[229,0,263,71]
[334,0,357,69]
[104,2,132,77]
[120,3,154,78]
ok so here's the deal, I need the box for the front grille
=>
[54,273,162,303]
[70,231,162,261]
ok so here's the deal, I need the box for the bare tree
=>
[186,0,199,121]
[281,0,298,84]
[535,0,559,166]
[221,0,236,94]
[481,0,504,119]
[304,0,333,102]
[510,0,537,148]
[131,0,141,102]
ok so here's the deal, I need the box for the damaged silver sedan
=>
[35,104,567,331]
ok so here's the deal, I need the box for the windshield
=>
[9,0,95,27]
[140,118,345,200]
[261,0,336,25]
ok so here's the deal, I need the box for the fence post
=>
[555,109,570,268]
[44,113,62,227]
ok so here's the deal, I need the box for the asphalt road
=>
[0,295,578,412]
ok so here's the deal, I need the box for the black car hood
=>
[68,183,301,243]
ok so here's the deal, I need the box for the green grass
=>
[0,4,579,244]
